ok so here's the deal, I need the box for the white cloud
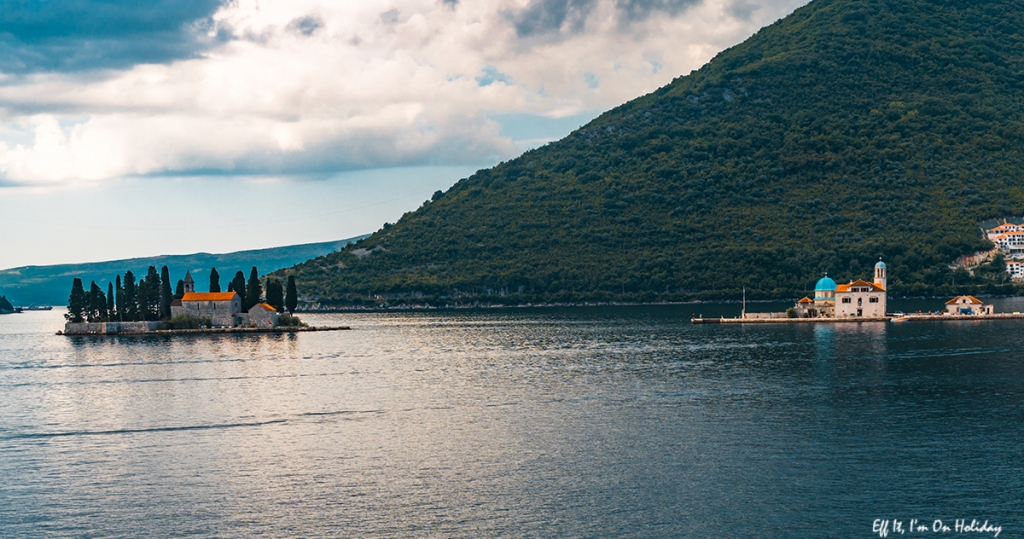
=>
[0,0,807,184]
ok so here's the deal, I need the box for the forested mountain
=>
[0,236,367,306]
[281,0,1024,306]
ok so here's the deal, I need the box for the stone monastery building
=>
[794,260,888,318]
[169,272,280,327]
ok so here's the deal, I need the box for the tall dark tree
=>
[66,278,86,323]
[139,266,161,321]
[88,281,107,322]
[245,267,262,311]
[123,271,138,321]
[209,267,221,293]
[160,266,173,319]
[107,282,115,319]
[265,278,284,312]
[115,275,125,321]
[175,279,185,298]
[285,275,298,314]
[230,271,247,309]
[136,277,151,322]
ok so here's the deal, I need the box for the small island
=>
[0,295,20,315]
[60,265,347,335]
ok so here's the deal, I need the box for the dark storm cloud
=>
[0,0,226,73]
[507,0,705,38]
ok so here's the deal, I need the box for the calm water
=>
[1,303,1023,538]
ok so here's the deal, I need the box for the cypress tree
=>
[265,278,283,312]
[107,282,115,319]
[286,275,297,314]
[116,275,125,321]
[160,266,172,319]
[147,267,160,320]
[136,277,150,321]
[66,278,86,323]
[245,267,262,311]
[175,279,184,298]
[210,267,221,293]
[88,281,105,322]
[123,271,137,321]
[230,271,247,308]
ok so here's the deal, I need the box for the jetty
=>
[692,313,1024,324]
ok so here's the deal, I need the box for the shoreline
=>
[298,294,1024,313]
[692,313,1024,324]
[60,325,351,336]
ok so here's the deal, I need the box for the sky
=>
[0,0,808,269]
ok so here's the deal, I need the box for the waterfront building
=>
[945,296,993,315]
[794,260,887,318]
[171,291,242,327]
[247,303,280,327]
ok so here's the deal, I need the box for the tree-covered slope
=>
[284,0,1024,305]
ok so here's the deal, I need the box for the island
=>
[60,266,348,335]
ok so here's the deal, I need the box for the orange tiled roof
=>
[182,292,238,302]
[945,295,983,305]
[253,303,276,311]
[798,297,813,303]
[835,279,884,293]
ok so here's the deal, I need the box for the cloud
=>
[0,0,225,72]
[0,0,809,185]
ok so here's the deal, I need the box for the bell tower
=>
[874,259,887,291]
[183,271,195,294]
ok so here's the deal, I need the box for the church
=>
[168,271,282,327]
[793,260,888,318]
[169,272,242,326]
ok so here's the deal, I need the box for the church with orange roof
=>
[169,271,282,327]
[792,260,888,318]
[169,272,242,326]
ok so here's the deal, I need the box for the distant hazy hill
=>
[280,0,1024,306]
[0,236,368,306]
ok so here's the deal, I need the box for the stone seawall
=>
[64,322,164,335]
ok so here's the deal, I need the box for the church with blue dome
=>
[793,260,888,318]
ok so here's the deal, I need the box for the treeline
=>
[0,295,15,313]
[65,265,298,323]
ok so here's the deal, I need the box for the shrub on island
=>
[164,314,214,330]
[277,314,306,327]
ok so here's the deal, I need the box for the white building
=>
[945,296,993,315]
[795,260,887,318]
[1007,259,1024,279]
[987,223,1021,240]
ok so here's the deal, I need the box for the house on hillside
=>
[793,260,887,318]
[945,296,993,315]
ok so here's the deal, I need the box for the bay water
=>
[1,302,1022,537]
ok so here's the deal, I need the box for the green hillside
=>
[281,0,1024,306]
[0,236,367,306]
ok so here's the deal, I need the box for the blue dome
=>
[875,260,886,269]
[815,276,837,291]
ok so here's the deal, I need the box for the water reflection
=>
[2,308,1024,537]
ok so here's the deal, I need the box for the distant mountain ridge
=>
[0,236,369,306]
[279,0,1024,306]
